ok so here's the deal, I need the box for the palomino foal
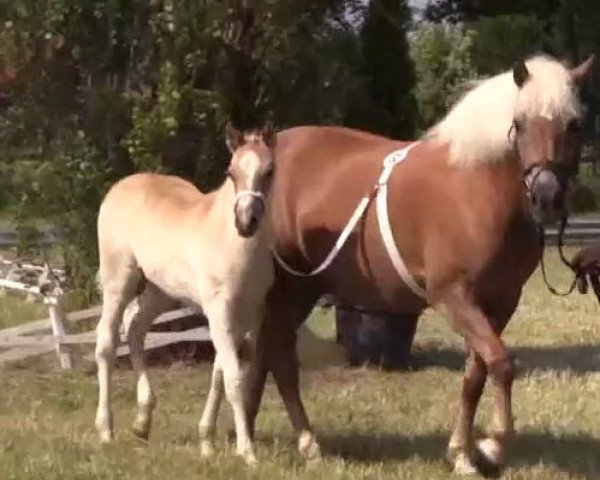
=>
[94,123,276,465]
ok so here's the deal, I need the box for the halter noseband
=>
[509,124,579,296]
[234,190,267,210]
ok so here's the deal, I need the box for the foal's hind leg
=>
[125,283,174,441]
[198,352,224,457]
[95,256,141,442]
[442,288,518,476]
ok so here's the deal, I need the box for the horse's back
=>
[100,173,204,216]
[97,172,210,263]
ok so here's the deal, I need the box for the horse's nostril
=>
[553,192,564,210]
[248,215,258,231]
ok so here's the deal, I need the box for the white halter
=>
[234,190,266,210]
[271,142,427,300]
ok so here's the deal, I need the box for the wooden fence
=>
[0,257,211,369]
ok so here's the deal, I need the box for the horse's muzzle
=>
[528,169,566,225]
[234,196,265,238]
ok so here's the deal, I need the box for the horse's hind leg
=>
[198,352,224,457]
[245,282,320,460]
[125,283,174,441]
[441,287,518,476]
[95,253,141,443]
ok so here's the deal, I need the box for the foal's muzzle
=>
[234,190,266,238]
[525,166,567,226]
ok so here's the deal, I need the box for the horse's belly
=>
[141,257,199,302]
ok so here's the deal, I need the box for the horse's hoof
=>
[298,431,321,461]
[97,429,114,444]
[452,451,478,476]
[242,450,258,467]
[200,439,215,458]
[132,422,150,442]
[472,438,504,478]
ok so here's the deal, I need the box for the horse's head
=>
[224,122,277,238]
[511,55,595,225]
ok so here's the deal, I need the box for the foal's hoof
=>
[242,450,258,467]
[132,421,150,442]
[200,440,215,458]
[452,451,479,476]
[97,429,114,444]
[472,438,504,478]
[298,431,321,461]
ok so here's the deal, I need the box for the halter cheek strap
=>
[234,190,266,210]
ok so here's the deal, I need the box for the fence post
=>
[45,295,73,370]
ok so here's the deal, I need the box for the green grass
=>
[1,248,600,479]
[0,293,47,329]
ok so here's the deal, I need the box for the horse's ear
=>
[261,121,276,149]
[225,122,244,153]
[513,60,530,88]
[571,54,595,87]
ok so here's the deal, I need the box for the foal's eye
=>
[513,119,522,133]
[567,119,581,134]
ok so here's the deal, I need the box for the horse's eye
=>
[513,119,522,133]
[567,119,581,134]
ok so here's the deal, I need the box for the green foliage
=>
[0,0,419,302]
[410,22,478,131]
[15,132,114,304]
[351,0,417,138]
[470,14,551,75]
[570,183,597,213]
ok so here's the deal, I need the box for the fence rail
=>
[0,256,210,368]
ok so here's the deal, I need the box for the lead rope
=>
[539,215,578,296]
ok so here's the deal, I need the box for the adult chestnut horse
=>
[244,55,595,475]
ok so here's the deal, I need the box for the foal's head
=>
[225,122,277,238]
[511,55,595,225]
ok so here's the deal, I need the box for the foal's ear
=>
[225,122,244,153]
[571,54,596,87]
[260,121,277,149]
[513,60,530,88]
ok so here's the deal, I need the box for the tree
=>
[348,0,417,138]
[0,0,394,301]
[470,14,550,75]
[410,22,478,131]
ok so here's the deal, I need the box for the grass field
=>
[1,248,600,479]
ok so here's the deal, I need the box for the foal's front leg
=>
[205,302,257,465]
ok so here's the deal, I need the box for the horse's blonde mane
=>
[425,55,583,167]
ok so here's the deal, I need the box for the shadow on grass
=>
[410,343,600,375]
[314,429,600,477]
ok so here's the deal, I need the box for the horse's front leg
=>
[441,286,516,477]
[205,301,257,466]
[245,284,321,461]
